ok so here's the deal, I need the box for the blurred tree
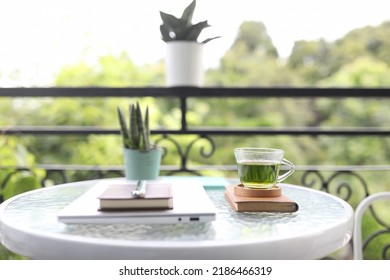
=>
[206,21,301,86]
[231,21,278,57]
[319,56,390,87]
[329,21,390,74]
[56,52,165,86]
[287,20,390,86]
[287,39,332,84]
[1,20,390,171]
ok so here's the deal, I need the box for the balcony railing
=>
[1,87,390,259]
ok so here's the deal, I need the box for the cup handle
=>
[277,158,295,183]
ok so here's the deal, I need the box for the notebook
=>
[57,178,216,224]
[98,182,173,210]
[225,185,299,212]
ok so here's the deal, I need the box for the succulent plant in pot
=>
[117,102,162,180]
[159,0,220,86]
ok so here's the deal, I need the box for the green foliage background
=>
[1,20,390,259]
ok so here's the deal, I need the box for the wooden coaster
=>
[234,184,282,197]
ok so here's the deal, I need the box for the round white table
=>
[0,179,353,259]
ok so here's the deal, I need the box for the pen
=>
[132,180,147,198]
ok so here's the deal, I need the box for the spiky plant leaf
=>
[181,0,196,25]
[201,36,221,44]
[129,103,140,148]
[160,24,172,41]
[160,12,182,30]
[143,106,151,151]
[117,102,155,151]
[183,20,210,41]
[117,107,130,148]
[135,102,146,150]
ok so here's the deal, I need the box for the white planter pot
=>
[165,41,204,87]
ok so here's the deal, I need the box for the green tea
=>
[237,160,281,188]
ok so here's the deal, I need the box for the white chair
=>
[353,192,390,259]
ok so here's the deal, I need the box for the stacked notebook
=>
[224,185,299,213]
[98,182,173,210]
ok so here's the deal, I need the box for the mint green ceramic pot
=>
[123,147,162,180]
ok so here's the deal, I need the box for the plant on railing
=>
[117,102,154,151]
[160,0,220,44]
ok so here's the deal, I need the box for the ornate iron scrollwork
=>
[301,170,370,203]
[383,243,390,260]
[362,204,390,259]
[301,169,390,259]
[155,134,216,175]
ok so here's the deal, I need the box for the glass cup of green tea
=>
[234,148,295,189]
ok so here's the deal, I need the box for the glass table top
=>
[1,180,350,243]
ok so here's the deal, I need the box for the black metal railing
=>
[1,87,390,187]
[1,87,390,259]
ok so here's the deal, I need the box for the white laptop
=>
[57,178,216,224]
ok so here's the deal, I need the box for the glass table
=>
[0,178,353,259]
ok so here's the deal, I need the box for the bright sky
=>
[0,0,389,86]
